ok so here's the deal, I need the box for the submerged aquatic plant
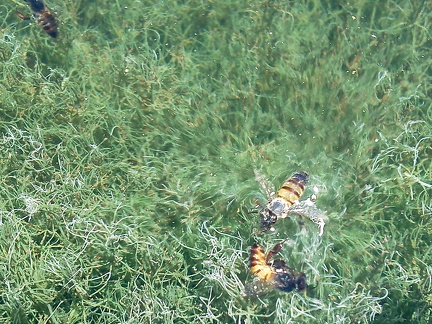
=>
[0,0,430,322]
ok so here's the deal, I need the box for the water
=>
[0,0,430,322]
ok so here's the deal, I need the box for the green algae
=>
[0,0,431,322]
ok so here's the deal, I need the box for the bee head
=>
[274,270,308,293]
[274,271,296,292]
[259,207,277,228]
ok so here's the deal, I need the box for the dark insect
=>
[260,171,309,228]
[245,242,307,295]
[22,0,58,38]
[256,170,327,236]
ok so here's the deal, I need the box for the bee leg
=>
[265,240,287,263]
[16,12,31,20]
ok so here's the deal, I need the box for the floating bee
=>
[245,242,307,296]
[20,0,58,38]
[255,170,327,236]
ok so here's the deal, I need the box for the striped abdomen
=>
[35,10,58,38]
[277,171,309,205]
[249,243,275,281]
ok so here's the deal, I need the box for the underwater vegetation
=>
[0,0,431,322]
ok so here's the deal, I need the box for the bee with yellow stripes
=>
[245,242,307,295]
[20,0,59,38]
[257,170,327,236]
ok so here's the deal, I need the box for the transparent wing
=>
[244,277,275,296]
[287,198,327,236]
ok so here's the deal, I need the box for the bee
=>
[23,0,58,38]
[255,170,327,236]
[245,242,307,296]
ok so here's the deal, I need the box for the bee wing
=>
[254,170,275,198]
[287,199,327,236]
[244,277,276,296]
